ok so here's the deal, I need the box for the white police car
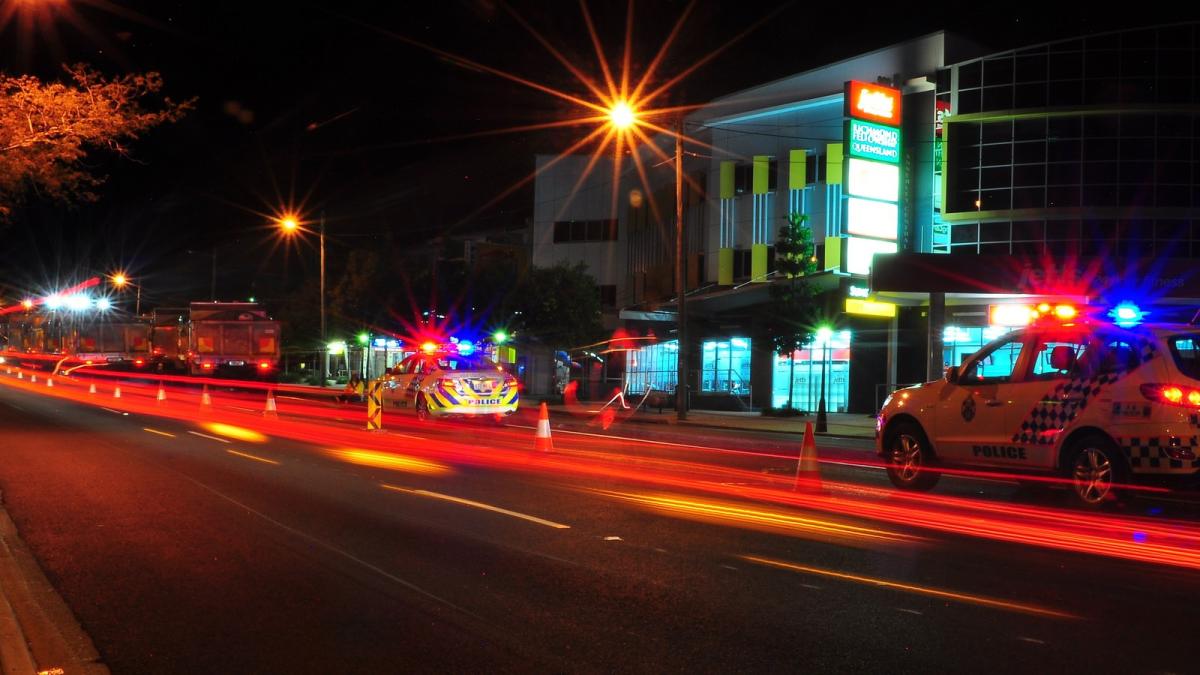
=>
[383,341,519,421]
[876,303,1200,506]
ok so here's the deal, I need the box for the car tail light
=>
[1140,383,1200,407]
[258,361,271,370]
[134,358,145,367]
[202,362,214,370]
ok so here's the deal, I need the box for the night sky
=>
[0,1,1192,305]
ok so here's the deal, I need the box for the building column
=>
[927,292,945,381]
[719,160,736,285]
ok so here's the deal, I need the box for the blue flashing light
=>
[1109,302,1145,328]
[457,340,475,356]
[373,338,387,347]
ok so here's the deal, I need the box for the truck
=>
[184,302,281,379]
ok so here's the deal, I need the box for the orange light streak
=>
[326,448,452,476]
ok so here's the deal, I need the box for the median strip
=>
[380,485,570,529]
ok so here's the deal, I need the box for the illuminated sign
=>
[847,119,901,163]
[846,158,899,202]
[845,237,898,276]
[846,197,898,240]
[846,81,902,126]
[989,304,1035,327]
[846,298,896,318]
[848,285,870,298]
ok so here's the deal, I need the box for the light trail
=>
[741,555,1079,620]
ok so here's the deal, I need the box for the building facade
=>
[532,23,1200,413]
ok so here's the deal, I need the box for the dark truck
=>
[185,302,281,379]
[72,319,152,370]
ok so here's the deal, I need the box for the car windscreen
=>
[1168,335,1200,381]
[435,355,494,371]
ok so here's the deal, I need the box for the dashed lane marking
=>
[896,608,923,616]
[1017,637,1047,645]
[142,428,176,438]
[380,485,570,529]
[226,449,279,465]
[99,407,129,416]
[187,431,231,444]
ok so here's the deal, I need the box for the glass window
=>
[1029,336,1087,380]
[773,332,850,412]
[1169,336,1200,381]
[961,335,1024,383]
[624,340,678,394]
[701,337,752,394]
[435,355,492,371]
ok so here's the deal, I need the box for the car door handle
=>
[985,399,1005,407]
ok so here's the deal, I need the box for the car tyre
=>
[1065,434,1128,508]
[884,421,941,491]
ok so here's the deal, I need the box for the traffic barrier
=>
[88,382,97,395]
[264,390,278,419]
[156,382,167,403]
[200,384,212,407]
[366,379,383,431]
[793,421,823,492]
[113,386,121,399]
[535,401,553,452]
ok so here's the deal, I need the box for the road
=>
[1,373,1200,673]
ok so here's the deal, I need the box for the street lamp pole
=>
[674,115,688,421]
[320,211,327,381]
[817,328,830,432]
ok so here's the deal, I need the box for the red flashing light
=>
[421,341,438,354]
[1054,305,1077,320]
[1141,383,1200,408]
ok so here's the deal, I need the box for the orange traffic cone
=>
[200,384,212,408]
[45,377,53,388]
[88,382,97,395]
[113,386,121,399]
[535,401,553,452]
[793,421,823,492]
[157,382,167,403]
[264,390,278,419]
[29,374,36,383]
[16,371,22,380]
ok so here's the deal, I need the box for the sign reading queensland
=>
[845,81,902,126]
[847,119,901,163]
[840,80,903,277]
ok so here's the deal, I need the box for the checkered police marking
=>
[1120,436,1200,470]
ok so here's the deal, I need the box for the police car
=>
[876,303,1200,506]
[382,342,519,420]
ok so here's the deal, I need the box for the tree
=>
[509,262,604,348]
[0,64,193,216]
[759,212,819,412]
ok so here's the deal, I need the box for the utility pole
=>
[210,249,217,301]
[320,211,328,383]
[675,115,688,421]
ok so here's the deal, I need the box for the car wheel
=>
[1066,434,1127,508]
[884,422,941,491]
[415,395,430,421]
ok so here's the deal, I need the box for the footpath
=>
[543,403,877,439]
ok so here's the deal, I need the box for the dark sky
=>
[0,0,1192,304]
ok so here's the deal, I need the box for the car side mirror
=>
[944,365,959,384]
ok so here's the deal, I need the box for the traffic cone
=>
[46,377,53,388]
[15,371,21,380]
[793,421,823,492]
[535,401,553,452]
[263,390,278,419]
[113,386,121,399]
[29,374,36,383]
[88,382,97,395]
[200,384,212,408]
[157,382,167,403]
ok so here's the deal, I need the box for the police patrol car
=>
[876,302,1200,506]
[382,341,519,420]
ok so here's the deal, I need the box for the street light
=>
[816,325,833,432]
[278,211,328,380]
[110,272,141,315]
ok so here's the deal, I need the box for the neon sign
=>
[846,81,902,126]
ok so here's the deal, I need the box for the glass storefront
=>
[772,330,850,413]
[701,337,752,395]
[625,340,678,394]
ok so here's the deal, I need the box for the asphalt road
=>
[2,378,1200,673]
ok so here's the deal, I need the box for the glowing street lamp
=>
[816,326,833,432]
[608,101,636,130]
[110,271,142,315]
[277,211,328,378]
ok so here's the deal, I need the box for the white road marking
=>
[800,584,822,591]
[1017,637,1047,645]
[719,564,739,571]
[99,407,129,416]
[380,485,570,529]
[142,427,176,438]
[896,608,923,616]
[5,402,25,412]
[604,536,623,541]
[187,431,231,444]
[226,449,279,465]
